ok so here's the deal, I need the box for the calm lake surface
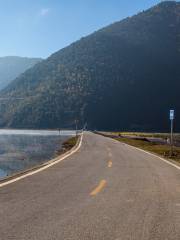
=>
[0,129,76,179]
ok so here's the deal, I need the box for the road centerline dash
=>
[90,180,107,196]
[108,161,113,168]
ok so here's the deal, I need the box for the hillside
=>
[0,56,42,90]
[0,1,180,131]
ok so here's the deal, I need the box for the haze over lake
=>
[0,130,76,179]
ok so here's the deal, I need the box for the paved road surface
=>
[0,132,180,240]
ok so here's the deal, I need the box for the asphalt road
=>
[0,132,180,240]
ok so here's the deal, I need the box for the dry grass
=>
[119,132,169,139]
[56,136,79,155]
[98,132,180,164]
[62,136,79,151]
[117,137,180,163]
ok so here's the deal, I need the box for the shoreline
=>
[0,134,81,185]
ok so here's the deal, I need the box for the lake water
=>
[0,130,76,179]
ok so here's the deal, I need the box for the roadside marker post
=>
[169,110,175,156]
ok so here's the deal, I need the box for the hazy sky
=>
[0,0,168,58]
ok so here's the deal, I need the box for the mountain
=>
[0,56,42,90]
[0,1,180,131]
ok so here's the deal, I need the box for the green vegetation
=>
[0,2,180,131]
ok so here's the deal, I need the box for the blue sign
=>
[170,110,174,120]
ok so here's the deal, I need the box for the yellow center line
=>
[108,161,113,168]
[107,147,111,151]
[108,152,112,158]
[90,180,107,196]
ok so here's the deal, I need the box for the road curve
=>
[0,132,180,240]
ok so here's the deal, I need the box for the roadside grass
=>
[119,132,170,139]
[118,132,180,144]
[98,132,180,164]
[62,136,79,151]
[117,137,180,163]
[56,136,79,155]
[100,132,173,139]
[117,137,180,164]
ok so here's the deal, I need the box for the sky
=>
[0,0,169,59]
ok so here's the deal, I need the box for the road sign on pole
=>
[170,110,174,120]
[169,110,175,156]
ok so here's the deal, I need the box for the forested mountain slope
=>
[0,1,180,131]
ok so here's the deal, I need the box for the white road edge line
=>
[0,133,83,188]
[122,142,180,170]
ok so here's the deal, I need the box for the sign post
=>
[169,110,174,156]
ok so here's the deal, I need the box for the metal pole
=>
[170,119,173,156]
[75,119,78,137]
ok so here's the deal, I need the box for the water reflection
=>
[0,130,75,179]
[0,129,76,136]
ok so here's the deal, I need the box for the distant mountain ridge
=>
[0,56,42,90]
[0,1,180,131]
